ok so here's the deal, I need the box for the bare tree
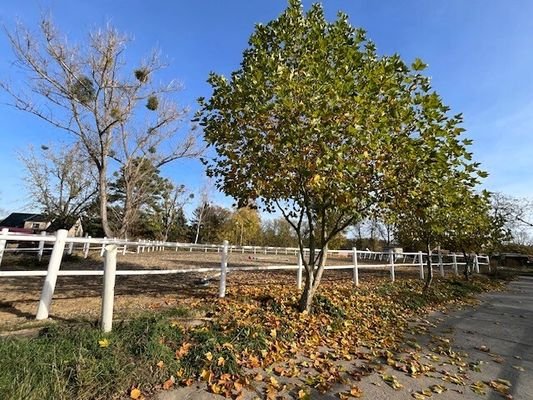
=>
[158,184,194,242]
[193,190,210,244]
[19,143,97,228]
[2,17,201,237]
[491,192,533,246]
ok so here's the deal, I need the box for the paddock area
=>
[0,249,429,330]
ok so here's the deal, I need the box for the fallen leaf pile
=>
[134,273,506,398]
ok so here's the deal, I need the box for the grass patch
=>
[0,313,186,400]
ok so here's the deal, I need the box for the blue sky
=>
[0,0,532,218]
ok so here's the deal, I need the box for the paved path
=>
[157,276,533,400]
[442,275,533,399]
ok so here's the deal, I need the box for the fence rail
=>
[0,229,490,331]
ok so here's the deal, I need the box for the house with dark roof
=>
[0,212,83,236]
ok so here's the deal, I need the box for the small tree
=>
[199,0,467,310]
[261,217,299,247]
[391,114,487,290]
[2,18,200,237]
[190,204,231,244]
[395,180,483,289]
[444,191,509,280]
[220,207,262,246]
[109,158,170,238]
[19,143,97,228]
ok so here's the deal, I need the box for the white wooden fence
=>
[0,229,490,332]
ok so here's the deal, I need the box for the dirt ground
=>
[0,249,420,331]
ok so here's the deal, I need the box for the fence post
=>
[0,228,8,266]
[389,249,395,282]
[38,231,46,261]
[83,236,91,258]
[297,252,303,290]
[219,240,229,298]
[67,239,74,255]
[486,255,491,273]
[452,253,458,275]
[418,251,424,280]
[438,246,444,277]
[474,254,480,273]
[100,237,107,257]
[101,244,118,333]
[36,229,68,320]
[352,247,359,286]
[122,240,127,256]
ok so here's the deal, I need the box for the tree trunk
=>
[119,184,136,239]
[98,162,114,238]
[423,241,433,292]
[298,244,328,312]
[462,250,471,281]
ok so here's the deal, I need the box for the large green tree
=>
[199,1,470,311]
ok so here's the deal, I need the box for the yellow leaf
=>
[249,355,261,368]
[266,385,278,400]
[163,377,174,390]
[130,388,142,399]
[254,374,264,381]
[234,381,243,392]
[470,381,486,395]
[298,388,310,399]
[176,342,192,359]
[350,385,363,397]
[270,376,280,388]
[98,338,110,348]
[381,374,403,390]
[430,384,446,394]
[205,351,213,361]
[217,356,225,366]
[210,383,221,394]
[156,361,164,369]
[270,329,277,339]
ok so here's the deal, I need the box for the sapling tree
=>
[199,0,471,310]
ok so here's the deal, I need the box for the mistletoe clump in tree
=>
[199,0,470,311]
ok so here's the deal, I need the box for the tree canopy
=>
[199,0,484,310]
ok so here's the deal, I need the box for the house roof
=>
[0,212,47,228]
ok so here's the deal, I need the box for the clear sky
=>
[0,0,532,218]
